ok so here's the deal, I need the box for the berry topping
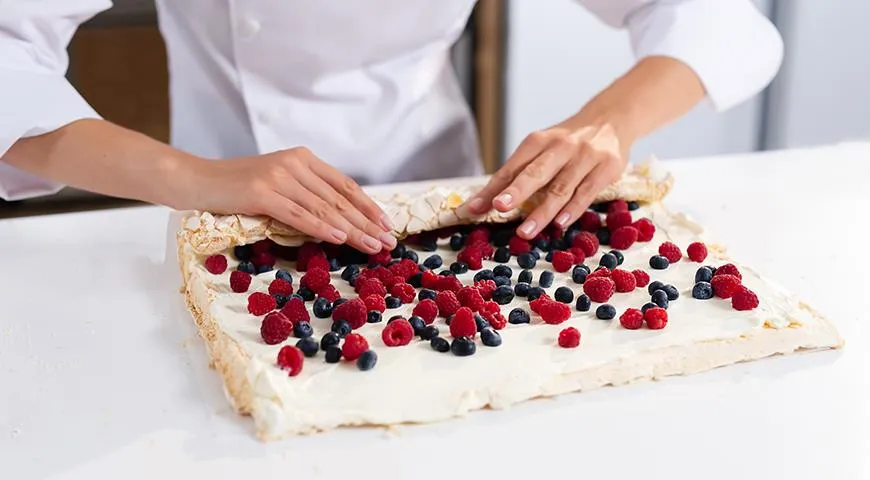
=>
[548,250,573,273]
[587,267,611,280]
[687,242,708,262]
[382,319,415,347]
[558,327,581,348]
[731,287,759,311]
[449,307,478,338]
[662,284,680,301]
[658,242,682,263]
[412,298,439,324]
[429,336,450,352]
[276,345,304,376]
[609,226,638,250]
[293,321,313,339]
[362,294,387,313]
[480,327,502,347]
[596,228,611,246]
[474,279,498,300]
[578,211,602,232]
[648,280,665,295]
[567,247,587,265]
[457,286,485,311]
[554,286,574,303]
[306,255,330,273]
[332,298,367,329]
[492,285,515,305]
[450,337,477,356]
[450,262,470,274]
[204,254,228,274]
[300,268,331,293]
[572,231,600,257]
[367,311,383,323]
[711,274,742,299]
[527,286,546,301]
[234,245,253,262]
[457,245,485,270]
[509,235,532,256]
[529,296,571,324]
[649,255,670,270]
[324,346,343,363]
[583,277,616,303]
[482,310,507,330]
[632,218,656,242]
[369,249,392,267]
[575,294,591,312]
[611,269,637,293]
[539,271,555,288]
[606,211,633,231]
[596,304,616,320]
[420,324,440,340]
[247,292,276,316]
[230,271,252,293]
[516,253,537,269]
[598,254,617,271]
[341,333,369,361]
[316,284,341,303]
[385,296,402,309]
[357,278,387,299]
[651,290,669,309]
[714,263,743,280]
[692,281,714,300]
[296,337,319,357]
[260,311,293,345]
[237,261,256,274]
[435,291,462,318]
[388,283,415,304]
[356,350,378,371]
[619,308,644,330]
[631,269,650,288]
[508,308,531,324]
[280,296,310,323]
[644,307,668,330]
[266,279,292,297]
[320,332,341,351]
[252,252,277,269]
[695,266,714,283]
[607,199,629,213]
[423,254,444,270]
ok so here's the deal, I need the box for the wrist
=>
[156,152,211,211]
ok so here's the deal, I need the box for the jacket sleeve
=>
[575,0,784,111]
[0,1,111,201]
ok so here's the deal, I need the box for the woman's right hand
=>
[192,147,396,254]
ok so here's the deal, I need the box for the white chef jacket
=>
[0,0,783,201]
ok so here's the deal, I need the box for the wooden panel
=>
[473,0,506,174]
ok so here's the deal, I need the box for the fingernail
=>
[496,194,513,208]
[466,197,484,212]
[380,214,394,231]
[555,212,571,227]
[363,235,381,252]
[330,228,348,243]
[380,232,397,249]
[519,220,537,237]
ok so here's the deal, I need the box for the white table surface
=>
[2,143,868,480]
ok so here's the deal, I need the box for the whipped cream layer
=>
[184,204,818,438]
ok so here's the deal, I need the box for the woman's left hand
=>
[464,121,628,239]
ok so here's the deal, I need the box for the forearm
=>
[1,119,205,209]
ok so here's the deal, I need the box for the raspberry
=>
[567,247,586,265]
[607,200,629,213]
[551,250,575,273]
[268,278,294,297]
[731,287,759,311]
[474,279,497,300]
[229,271,252,293]
[449,307,477,338]
[479,300,500,317]
[204,254,228,274]
[711,274,742,299]
[341,333,369,361]
[687,242,708,262]
[369,266,394,282]
[296,242,325,271]
[436,275,463,293]
[390,283,416,303]
[658,242,682,263]
[381,319,414,347]
[251,239,275,255]
[276,345,304,376]
[606,211,633,231]
[381,274,402,291]
[508,235,532,255]
[316,284,340,302]
[611,269,637,293]
[571,231,599,257]
[332,298,367,329]
[587,267,611,279]
[457,286,485,311]
[357,278,387,298]
[620,308,644,330]
[583,277,616,303]
[578,211,602,232]
[530,297,571,324]
[279,296,310,323]
[558,327,581,348]
[467,227,491,245]
[300,268,331,292]
[412,299,439,324]
[609,226,639,250]
[368,249,392,267]
[252,252,276,268]
[714,263,742,280]
[363,294,387,313]
[260,311,293,344]
[483,311,507,330]
[543,224,565,241]
[247,292,276,316]
[632,218,656,242]
[644,307,668,330]
[304,256,328,274]
[420,270,440,289]
[631,269,650,288]
[389,259,419,280]
[435,291,462,318]
[475,242,495,260]
[457,246,484,270]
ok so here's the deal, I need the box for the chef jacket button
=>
[237,17,261,39]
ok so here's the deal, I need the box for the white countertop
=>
[2,144,868,479]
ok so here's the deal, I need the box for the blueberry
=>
[293,321,313,339]
[480,328,502,347]
[533,237,550,252]
[367,311,382,323]
[575,294,591,312]
[288,293,304,303]
[320,331,341,350]
[492,285,515,305]
[409,315,426,335]
[328,258,341,272]
[493,265,513,279]
[571,266,588,284]
[331,320,352,337]
[340,265,360,282]
[450,262,469,274]
[648,281,665,295]
[439,270,454,276]
[403,250,419,263]
[313,297,333,318]
[706,265,718,276]
[348,274,359,287]
[596,304,616,320]
[527,286,546,301]
[599,253,618,269]
[391,243,407,259]
[237,261,256,274]
[692,281,714,300]
[627,201,640,211]
[420,325,440,340]
[449,234,466,251]
[297,286,315,301]
[494,247,511,263]
[430,337,450,353]
[332,297,348,309]
[450,337,477,356]
[545,251,554,263]
[576,264,591,275]
[563,229,579,247]
[408,272,423,288]
[233,245,253,262]
[296,337,319,357]
[518,269,533,284]
[418,289,437,301]
[274,294,289,309]
[662,284,680,301]
[325,346,343,363]
[651,290,669,309]
[550,238,565,251]
[641,302,657,312]
[695,267,714,283]
[494,275,511,287]
[554,286,574,304]
[474,269,495,283]
[530,248,542,260]
[388,315,405,323]
[356,350,378,371]
[517,253,537,269]
[608,250,624,266]
[385,296,402,309]
[539,271,555,288]
[474,314,491,332]
[420,237,438,252]
[514,282,531,297]
[493,229,513,247]
[596,228,611,246]
[508,308,531,324]
[591,202,610,213]
[423,254,443,269]
[275,269,293,284]
[256,264,273,274]
[649,255,670,270]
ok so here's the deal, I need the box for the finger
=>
[259,193,348,246]
[493,138,575,214]
[557,161,616,225]
[293,168,396,251]
[516,150,598,239]
[463,132,548,214]
[302,152,393,232]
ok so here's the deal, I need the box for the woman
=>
[0,0,782,254]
